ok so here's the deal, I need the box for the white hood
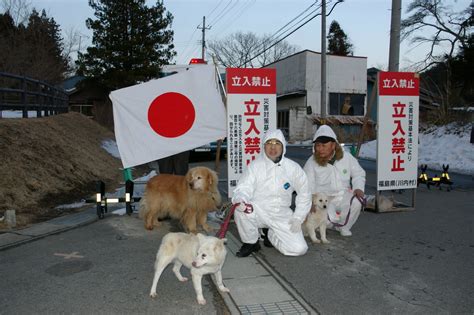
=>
[263,129,287,157]
[312,125,338,143]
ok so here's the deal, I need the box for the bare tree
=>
[401,0,472,70]
[62,27,90,77]
[402,0,472,119]
[1,0,31,25]
[208,32,298,68]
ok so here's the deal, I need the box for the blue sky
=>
[28,0,470,69]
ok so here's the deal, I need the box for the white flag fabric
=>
[110,65,226,168]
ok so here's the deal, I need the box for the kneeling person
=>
[232,129,312,257]
[303,125,366,236]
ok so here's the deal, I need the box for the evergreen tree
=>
[0,12,17,73]
[76,0,175,91]
[327,21,353,56]
[25,9,68,83]
[0,9,67,83]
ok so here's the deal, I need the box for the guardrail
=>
[0,72,68,118]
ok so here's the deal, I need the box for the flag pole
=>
[212,55,226,173]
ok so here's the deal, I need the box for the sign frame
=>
[375,71,420,212]
[226,68,277,198]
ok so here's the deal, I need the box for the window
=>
[277,110,289,138]
[329,93,365,116]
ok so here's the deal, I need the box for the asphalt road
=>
[1,147,473,314]
[0,214,228,314]
[287,145,474,190]
[263,146,474,314]
[197,146,474,314]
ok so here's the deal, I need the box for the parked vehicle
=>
[191,139,227,160]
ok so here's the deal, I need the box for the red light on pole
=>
[189,58,207,65]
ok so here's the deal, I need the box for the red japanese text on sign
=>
[226,68,276,94]
[379,72,420,96]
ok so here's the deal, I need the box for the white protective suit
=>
[232,129,312,256]
[303,125,366,234]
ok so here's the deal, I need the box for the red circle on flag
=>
[147,92,196,138]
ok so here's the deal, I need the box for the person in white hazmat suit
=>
[232,129,312,257]
[303,125,366,236]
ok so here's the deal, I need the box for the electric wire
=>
[178,0,228,63]
[210,0,256,37]
[206,0,225,20]
[246,1,323,59]
[207,0,235,26]
[209,0,241,28]
[237,0,343,67]
[261,1,320,51]
[178,28,199,63]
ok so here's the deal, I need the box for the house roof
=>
[62,75,85,93]
[308,115,375,125]
[277,90,307,100]
[264,49,367,68]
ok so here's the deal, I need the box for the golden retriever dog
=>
[139,166,221,233]
[303,192,330,244]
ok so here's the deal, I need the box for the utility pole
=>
[197,16,211,61]
[388,0,402,71]
[321,0,327,121]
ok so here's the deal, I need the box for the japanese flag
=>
[110,65,226,168]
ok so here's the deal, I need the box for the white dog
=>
[303,192,330,244]
[149,232,229,305]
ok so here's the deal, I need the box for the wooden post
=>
[212,55,227,174]
[21,77,27,118]
[355,78,377,158]
[36,81,42,117]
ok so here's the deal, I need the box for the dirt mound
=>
[0,112,127,228]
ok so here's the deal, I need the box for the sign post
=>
[226,68,277,198]
[376,71,420,211]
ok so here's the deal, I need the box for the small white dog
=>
[149,232,229,305]
[303,192,330,244]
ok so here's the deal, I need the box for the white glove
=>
[235,203,247,212]
[288,217,302,233]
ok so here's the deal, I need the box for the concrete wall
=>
[290,106,313,141]
[266,50,368,141]
[266,53,307,95]
[306,52,367,115]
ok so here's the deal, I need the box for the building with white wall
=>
[264,50,368,141]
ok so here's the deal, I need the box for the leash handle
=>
[216,203,238,239]
[355,195,367,208]
[327,194,366,227]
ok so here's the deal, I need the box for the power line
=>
[238,0,343,67]
[206,0,225,20]
[248,1,322,58]
[264,1,320,48]
[207,0,234,26]
[210,0,256,37]
[209,0,241,28]
[178,28,199,63]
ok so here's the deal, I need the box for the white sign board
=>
[377,72,420,191]
[226,68,277,197]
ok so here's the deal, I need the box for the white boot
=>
[339,229,352,237]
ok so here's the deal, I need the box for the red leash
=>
[327,195,366,228]
[216,204,237,239]
[216,203,253,239]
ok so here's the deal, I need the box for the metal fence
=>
[0,72,68,118]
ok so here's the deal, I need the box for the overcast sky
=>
[26,0,470,69]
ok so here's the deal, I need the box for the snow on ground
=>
[359,122,474,175]
[1,110,39,118]
[101,139,121,158]
[100,122,474,179]
[100,122,474,215]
